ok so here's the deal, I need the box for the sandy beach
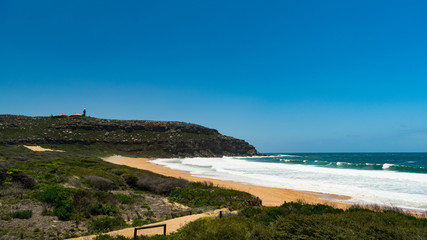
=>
[103,155,350,209]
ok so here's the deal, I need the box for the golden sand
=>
[23,145,65,152]
[103,156,350,208]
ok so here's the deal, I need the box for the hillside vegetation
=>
[0,115,261,157]
[0,144,261,239]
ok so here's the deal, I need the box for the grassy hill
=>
[0,115,261,157]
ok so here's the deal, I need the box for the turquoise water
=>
[257,153,427,174]
[152,153,427,211]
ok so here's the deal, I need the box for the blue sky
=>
[1,1,427,152]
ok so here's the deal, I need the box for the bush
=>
[114,193,135,204]
[3,210,32,220]
[135,173,188,194]
[94,235,131,240]
[123,174,138,188]
[174,216,270,240]
[93,203,119,216]
[279,201,344,216]
[87,216,127,234]
[169,182,261,209]
[73,189,120,219]
[131,218,150,227]
[36,185,74,220]
[0,169,36,189]
[36,185,73,205]
[53,199,73,220]
[84,175,116,191]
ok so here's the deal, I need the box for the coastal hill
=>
[0,114,261,157]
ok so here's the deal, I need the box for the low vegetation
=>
[94,202,427,240]
[169,182,261,210]
[0,144,260,239]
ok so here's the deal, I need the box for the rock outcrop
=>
[0,115,262,157]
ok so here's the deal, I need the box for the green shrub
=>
[9,210,33,219]
[53,199,73,220]
[94,235,130,240]
[0,169,36,189]
[135,173,188,194]
[114,193,135,204]
[73,189,120,220]
[123,174,138,188]
[169,182,260,209]
[173,216,269,240]
[36,185,74,220]
[1,210,33,220]
[131,218,150,227]
[93,203,119,216]
[36,185,73,206]
[239,206,263,218]
[279,201,344,215]
[84,175,116,191]
[87,216,127,234]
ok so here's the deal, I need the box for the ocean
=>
[151,153,427,212]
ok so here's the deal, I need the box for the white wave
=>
[383,163,394,169]
[273,154,298,157]
[150,157,427,211]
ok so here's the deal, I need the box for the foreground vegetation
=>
[95,202,427,240]
[0,144,259,239]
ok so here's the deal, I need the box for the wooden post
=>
[134,224,167,239]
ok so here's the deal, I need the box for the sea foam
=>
[151,156,427,212]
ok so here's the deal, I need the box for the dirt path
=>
[70,208,228,240]
[23,145,65,152]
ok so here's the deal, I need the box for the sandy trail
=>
[23,145,65,152]
[71,208,228,240]
[103,156,350,208]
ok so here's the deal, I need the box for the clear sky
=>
[1,1,427,153]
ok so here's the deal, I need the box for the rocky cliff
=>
[0,115,262,157]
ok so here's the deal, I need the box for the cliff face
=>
[0,115,262,157]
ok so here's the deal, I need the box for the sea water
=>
[151,153,427,212]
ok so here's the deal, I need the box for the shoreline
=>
[103,155,351,209]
